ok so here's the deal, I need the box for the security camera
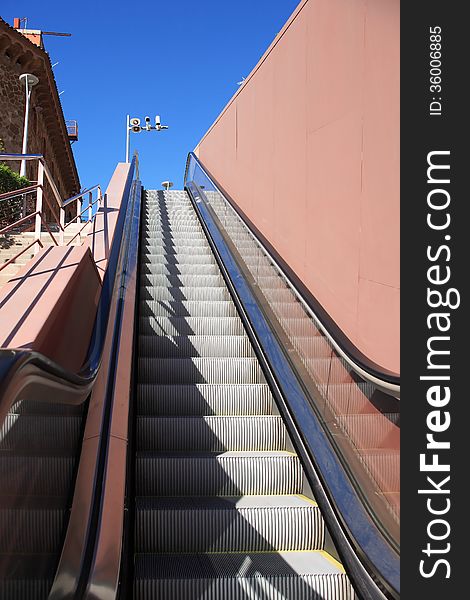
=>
[130,117,140,127]
[145,116,151,130]
[155,115,161,130]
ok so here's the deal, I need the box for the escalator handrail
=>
[0,158,136,419]
[47,174,142,599]
[184,152,400,395]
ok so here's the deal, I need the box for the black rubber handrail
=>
[184,152,400,391]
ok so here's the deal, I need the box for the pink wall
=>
[195,0,399,373]
[0,245,101,372]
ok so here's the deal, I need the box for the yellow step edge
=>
[319,550,345,572]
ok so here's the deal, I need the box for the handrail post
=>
[76,196,81,224]
[34,161,44,255]
[88,191,93,223]
[60,207,65,245]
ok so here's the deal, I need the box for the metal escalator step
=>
[0,553,55,600]
[280,317,319,339]
[140,274,225,288]
[140,286,231,302]
[144,226,203,233]
[264,287,301,304]
[133,552,355,600]
[139,300,237,318]
[135,495,324,553]
[138,335,254,357]
[0,454,76,496]
[138,357,266,384]
[358,449,400,494]
[337,413,400,450]
[0,415,82,452]
[8,399,84,416]
[139,316,244,336]
[142,235,208,246]
[145,218,201,224]
[141,244,211,255]
[143,253,216,265]
[136,451,302,496]
[144,216,197,224]
[136,384,273,416]
[0,497,66,553]
[136,416,286,451]
[144,207,196,213]
[326,383,399,415]
[143,233,207,243]
[142,244,208,253]
[140,263,220,277]
[143,220,200,228]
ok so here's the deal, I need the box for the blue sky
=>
[3,1,299,191]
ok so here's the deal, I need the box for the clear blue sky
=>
[3,1,299,191]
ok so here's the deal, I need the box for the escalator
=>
[0,155,399,600]
[0,399,85,597]
[131,189,356,598]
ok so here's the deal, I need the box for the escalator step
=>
[139,316,245,336]
[140,274,225,288]
[142,238,209,249]
[143,253,216,265]
[142,244,213,255]
[0,554,56,599]
[138,335,254,358]
[137,357,266,384]
[140,263,220,277]
[136,383,273,416]
[136,451,302,496]
[143,227,204,235]
[0,415,82,452]
[133,552,355,600]
[134,495,324,553]
[139,300,238,318]
[0,455,76,496]
[337,413,400,450]
[8,399,84,416]
[358,449,400,494]
[136,416,286,452]
[0,503,66,553]
[140,286,231,302]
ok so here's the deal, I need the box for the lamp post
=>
[125,114,169,163]
[19,73,39,177]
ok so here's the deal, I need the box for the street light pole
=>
[125,114,169,163]
[19,73,39,177]
[125,114,130,163]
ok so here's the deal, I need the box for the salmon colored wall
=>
[0,245,101,372]
[196,0,399,373]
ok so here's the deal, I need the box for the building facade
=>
[0,17,80,220]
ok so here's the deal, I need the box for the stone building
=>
[0,17,80,221]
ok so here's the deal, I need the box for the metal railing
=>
[0,153,103,273]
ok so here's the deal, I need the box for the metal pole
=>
[20,78,31,178]
[34,161,44,254]
[125,114,130,163]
